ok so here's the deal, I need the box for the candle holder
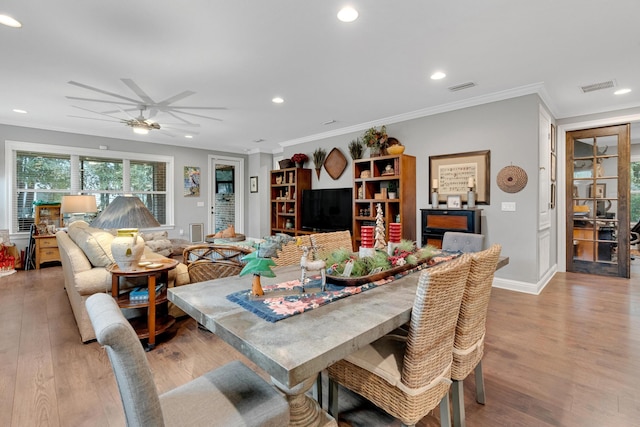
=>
[431,190,439,209]
[467,187,476,208]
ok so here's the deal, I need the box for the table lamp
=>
[61,195,98,224]
[91,196,161,271]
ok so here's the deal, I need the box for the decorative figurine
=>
[299,245,326,292]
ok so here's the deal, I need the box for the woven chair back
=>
[451,244,502,380]
[402,254,472,389]
[187,259,245,283]
[310,230,353,258]
[183,244,253,265]
[273,235,312,266]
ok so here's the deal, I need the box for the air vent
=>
[448,82,476,92]
[581,80,615,93]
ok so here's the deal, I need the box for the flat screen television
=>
[301,188,352,233]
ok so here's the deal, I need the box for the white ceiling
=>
[1,1,640,153]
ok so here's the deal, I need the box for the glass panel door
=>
[567,125,630,278]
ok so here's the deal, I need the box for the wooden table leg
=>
[271,375,337,427]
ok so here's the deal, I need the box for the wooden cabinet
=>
[34,235,61,268]
[35,204,63,228]
[270,168,312,235]
[420,208,481,248]
[352,154,416,249]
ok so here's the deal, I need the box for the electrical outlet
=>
[197,201,204,207]
[501,202,516,212]
[179,229,184,235]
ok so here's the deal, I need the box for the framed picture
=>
[446,195,462,209]
[184,166,200,197]
[250,176,258,193]
[429,150,490,204]
[550,152,556,182]
[551,123,556,153]
[589,183,606,198]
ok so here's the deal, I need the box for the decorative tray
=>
[323,147,348,180]
[326,258,430,287]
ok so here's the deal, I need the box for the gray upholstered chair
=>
[451,244,501,427]
[85,293,289,427]
[442,232,484,253]
[326,255,472,427]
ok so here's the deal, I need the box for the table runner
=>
[227,251,460,322]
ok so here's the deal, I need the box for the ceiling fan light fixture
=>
[0,14,22,28]
[132,125,149,135]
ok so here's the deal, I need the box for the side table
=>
[34,235,61,269]
[109,258,178,350]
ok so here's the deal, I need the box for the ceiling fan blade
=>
[65,96,139,107]
[160,121,201,127]
[121,78,155,105]
[169,109,223,121]
[156,90,196,106]
[71,105,125,121]
[67,115,122,123]
[101,107,140,115]
[68,81,141,104]
[158,105,227,110]
[164,111,199,126]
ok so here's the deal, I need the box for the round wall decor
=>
[496,165,528,193]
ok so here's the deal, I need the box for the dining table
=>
[168,256,509,427]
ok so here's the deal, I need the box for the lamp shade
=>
[90,196,161,229]
[61,195,97,214]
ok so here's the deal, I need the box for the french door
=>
[566,124,630,277]
[209,156,244,235]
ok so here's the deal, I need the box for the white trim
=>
[492,264,556,295]
[556,112,640,272]
[4,140,175,231]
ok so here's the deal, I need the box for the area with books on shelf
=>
[270,167,311,235]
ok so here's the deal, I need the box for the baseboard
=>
[492,265,556,295]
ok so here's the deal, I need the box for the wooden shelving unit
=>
[352,154,416,249]
[270,167,312,236]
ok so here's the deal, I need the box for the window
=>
[6,141,173,233]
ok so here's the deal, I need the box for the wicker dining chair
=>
[327,254,472,427]
[451,244,502,427]
[310,230,353,258]
[183,244,254,283]
[273,235,312,267]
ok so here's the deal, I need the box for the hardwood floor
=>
[2,266,640,427]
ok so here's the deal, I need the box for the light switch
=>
[501,202,516,212]
[197,201,204,207]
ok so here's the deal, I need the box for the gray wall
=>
[0,123,247,246]
[278,94,542,284]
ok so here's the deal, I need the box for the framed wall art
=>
[184,166,200,197]
[250,176,258,193]
[589,183,606,198]
[429,150,490,204]
[447,195,462,209]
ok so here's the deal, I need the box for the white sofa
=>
[56,221,189,342]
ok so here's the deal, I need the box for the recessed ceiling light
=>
[272,97,284,104]
[185,135,193,139]
[0,14,22,28]
[337,7,358,22]
[430,71,446,80]
[13,109,27,114]
[614,88,631,95]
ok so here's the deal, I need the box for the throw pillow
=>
[67,221,115,267]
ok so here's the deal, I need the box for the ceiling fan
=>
[66,78,226,134]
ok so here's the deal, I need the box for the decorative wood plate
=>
[326,258,430,287]
[323,148,348,180]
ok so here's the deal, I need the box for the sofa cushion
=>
[140,230,173,257]
[67,221,115,267]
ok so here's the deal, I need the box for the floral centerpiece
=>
[362,125,388,157]
[323,240,437,285]
[291,153,309,168]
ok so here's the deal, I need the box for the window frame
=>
[5,141,174,234]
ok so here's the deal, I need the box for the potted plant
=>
[291,153,309,168]
[362,125,388,157]
[348,138,365,159]
[312,148,327,179]
[388,180,397,199]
